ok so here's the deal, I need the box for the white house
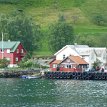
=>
[55,45,80,60]
[54,44,107,69]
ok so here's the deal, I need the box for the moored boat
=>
[21,74,41,79]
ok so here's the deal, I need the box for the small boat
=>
[21,74,41,79]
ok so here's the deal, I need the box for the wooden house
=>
[50,55,88,72]
[0,41,27,67]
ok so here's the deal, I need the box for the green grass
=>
[0,0,107,56]
[0,4,16,14]
[33,51,52,57]
[1,0,107,27]
[74,25,107,35]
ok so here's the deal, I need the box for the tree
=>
[75,35,101,47]
[93,59,101,71]
[0,0,19,4]
[99,34,107,47]
[0,58,9,68]
[0,12,42,54]
[92,14,107,26]
[49,15,74,52]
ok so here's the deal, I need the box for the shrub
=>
[92,14,107,26]
[18,59,33,68]
[0,58,9,68]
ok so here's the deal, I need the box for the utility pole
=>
[2,32,4,59]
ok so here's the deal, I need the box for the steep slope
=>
[0,0,107,55]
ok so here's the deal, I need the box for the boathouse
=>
[50,55,89,72]
[0,41,27,67]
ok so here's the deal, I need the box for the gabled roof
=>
[54,45,89,56]
[75,48,91,55]
[51,55,88,65]
[0,41,20,52]
[68,55,88,65]
[68,45,89,48]
[92,48,107,57]
[52,60,62,64]
[54,45,68,56]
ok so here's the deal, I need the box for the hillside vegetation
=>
[0,0,107,56]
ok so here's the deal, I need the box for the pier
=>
[44,72,107,80]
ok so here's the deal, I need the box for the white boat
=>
[21,74,41,79]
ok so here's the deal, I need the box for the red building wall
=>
[0,50,13,64]
[50,63,82,72]
[13,43,26,64]
[0,43,26,64]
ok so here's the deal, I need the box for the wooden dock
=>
[44,72,107,80]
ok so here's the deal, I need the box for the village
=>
[0,39,107,71]
[0,39,107,80]
[0,1,107,106]
[50,44,107,72]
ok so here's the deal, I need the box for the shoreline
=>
[0,69,40,78]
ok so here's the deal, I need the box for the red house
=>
[50,55,89,72]
[0,41,27,67]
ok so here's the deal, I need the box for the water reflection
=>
[0,79,107,107]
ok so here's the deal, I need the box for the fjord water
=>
[0,79,107,107]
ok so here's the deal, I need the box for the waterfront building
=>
[50,55,88,72]
[50,44,107,71]
[0,41,27,67]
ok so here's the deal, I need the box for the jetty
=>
[44,71,107,80]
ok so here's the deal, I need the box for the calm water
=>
[0,78,107,107]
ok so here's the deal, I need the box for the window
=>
[66,65,72,68]
[53,64,57,68]
[69,65,71,68]
[1,50,4,53]
[7,49,10,53]
[17,49,19,53]
[65,65,67,68]
[63,55,65,59]
[16,57,18,61]
[67,65,69,68]
[6,58,10,61]
[21,49,24,53]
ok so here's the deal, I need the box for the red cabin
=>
[0,41,27,67]
[50,55,89,72]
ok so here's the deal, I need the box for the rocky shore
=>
[0,69,40,78]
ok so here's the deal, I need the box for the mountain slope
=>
[0,0,107,56]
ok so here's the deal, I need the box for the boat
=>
[21,74,41,79]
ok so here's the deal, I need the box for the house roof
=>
[68,55,88,65]
[75,48,91,55]
[92,48,107,57]
[54,44,107,57]
[68,45,89,48]
[0,41,20,52]
[51,60,62,64]
[54,45,89,56]
[51,55,88,65]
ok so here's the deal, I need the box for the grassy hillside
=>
[0,0,107,56]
